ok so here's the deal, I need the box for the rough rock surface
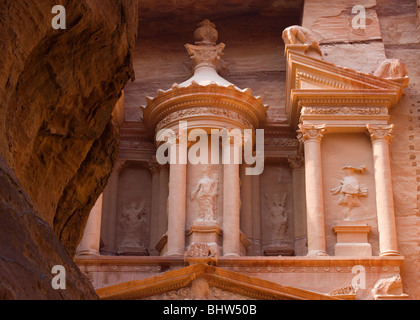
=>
[0,0,137,299]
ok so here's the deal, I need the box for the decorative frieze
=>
[301,106,388,116]
[156,105,253,132]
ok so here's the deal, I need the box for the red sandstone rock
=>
[0,0,137,299]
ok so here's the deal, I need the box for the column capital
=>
[298,124,326,143]
[114,159,128,173]
[367,124,394,143]
[145,157,161,174]
[287,154,305,170]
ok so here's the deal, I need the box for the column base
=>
[76,249,100,256]
[379,250,399,256]
[306,250,329,257]
[223,253,240,257]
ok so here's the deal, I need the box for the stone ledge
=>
[75,255,404,269]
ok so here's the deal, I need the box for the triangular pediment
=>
[285,47,408,128]
[96,263,338,300]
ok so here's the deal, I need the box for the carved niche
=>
[260,164,294,256]
[115,164,152,256]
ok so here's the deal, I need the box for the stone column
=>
[298,124,328,256]
[223,136,241,256]
[240,164,253,255]
[252,174,262,256]
[147,158,161,255]
[288,154,307,256]
[166,141,187,256]
[158,164,169,240]
[100,159,126,254]
[77,194,103,256]
[367,124,399,256]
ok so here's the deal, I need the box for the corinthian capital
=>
[367,124,394,143]
[297,124,326,143]
[287,154,305,170]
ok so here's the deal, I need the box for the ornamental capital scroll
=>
[367,124,394,143]
[297,124,326,143]
[287,154,305,170]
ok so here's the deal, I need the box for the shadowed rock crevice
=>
[0,0,138,299]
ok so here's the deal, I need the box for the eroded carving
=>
[264,193,289,240]
[330,166,368,220]
[374,59,408,80]
[191,171,219,223]
[282,25,322,56]
[186,243,217,258]
[372,275,405,299]
[118,201,148,253]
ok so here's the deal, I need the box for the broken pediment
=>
[284,43,409,129]
[96,263,338,300]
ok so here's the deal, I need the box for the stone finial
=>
[194,19,218,45]
[282,25,322,58]
[185,19,225,70]
[374,59,409,80]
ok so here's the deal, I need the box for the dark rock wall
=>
[0,0,137,299]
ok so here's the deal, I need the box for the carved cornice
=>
[367,124,394,143]
[143,83,267,134]
[297,124,326,143]
[283,36,408,129]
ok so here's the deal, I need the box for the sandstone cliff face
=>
[303,0,420,300]
[0,0,137,299]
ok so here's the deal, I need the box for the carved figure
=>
[186,243,217,258]
[372,275,404,298]
[119,200,148,248]
[282,25,322,56]
[191,173,218,222]
[264,193,288,239]
[330,166,368,220]
[374,59,408,79]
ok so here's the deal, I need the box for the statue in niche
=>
[264,193,289,240]
[191,168,219,223]
[119,200,148,250]
[330,166,368,220]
